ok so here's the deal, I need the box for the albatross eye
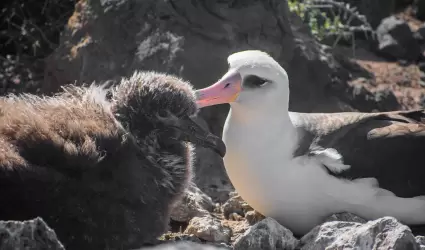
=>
[243,75,269,88]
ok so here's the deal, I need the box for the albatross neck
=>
[222,97,300,202]
[224,96,298,157]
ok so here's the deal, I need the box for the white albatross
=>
[195,50,425,236]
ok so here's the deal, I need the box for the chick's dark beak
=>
[167,116,226,157]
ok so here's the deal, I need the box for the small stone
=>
[213,203,221,213]
[184,216,232,243]
[228,212,243,221]
[299,217,419,250]
[221,193,253,219]
[415,23,425,43]
[174,234,202,243]
[233,217,299,250]
[398,59,410,66]
[245,210,266,225]
[171,184,214,222]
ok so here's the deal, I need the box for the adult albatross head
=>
[196,50,289,111]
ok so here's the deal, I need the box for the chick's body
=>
[0,71,215,249]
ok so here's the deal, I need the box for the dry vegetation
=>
[0,0,76,95]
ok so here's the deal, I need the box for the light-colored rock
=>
[171,183,214,222]
[233,217,299,250]
[222,194,247,218]
[221,192,253,219]
[222,220,251,242]
[0,217,65,250]
[245,210,266,225]
[228,212,244,221]
[300,216,420,250]
[184,216,231,243]
[416,236,425,250]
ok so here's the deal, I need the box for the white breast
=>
[221,109,362,234]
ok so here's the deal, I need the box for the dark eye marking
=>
[243,75,269,88]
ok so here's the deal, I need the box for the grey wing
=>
[297,109,425,197]
[290,111,374,175]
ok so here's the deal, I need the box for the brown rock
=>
[221,194,252,219]
[171,183,214,223]
[233,217,299,250]
[245,210,266,226]
[184,216,232,244]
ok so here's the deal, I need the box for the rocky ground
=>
[2,0,425,249]
[336,6,425,111]
[148,188,425,250]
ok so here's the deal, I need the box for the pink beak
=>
[195,70,242,108]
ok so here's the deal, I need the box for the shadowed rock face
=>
[44,0,384,202]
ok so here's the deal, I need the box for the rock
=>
[414,0,425,21]
[220,192,265,225]
[416,236,425,249]
[0,217,65,250]
[173,234,202,243]
[171,183,214,222]
[233,217,299,250]
[346,83,401,112]
[414,24,425,43]
[45,0,389,202]
[376,16,421,61]
[419,62,425,73]
[245,210,266,226]
[413,24,425,60]
[299,217,420,250]
[324,212,367,224]
[221,194,252,219]
[373,88,400,111]
[138,241,231,250]
[184,216,231,244]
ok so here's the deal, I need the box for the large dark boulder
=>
[414,0,425,21]
[44,0,386,202]
[376,15,421,61]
